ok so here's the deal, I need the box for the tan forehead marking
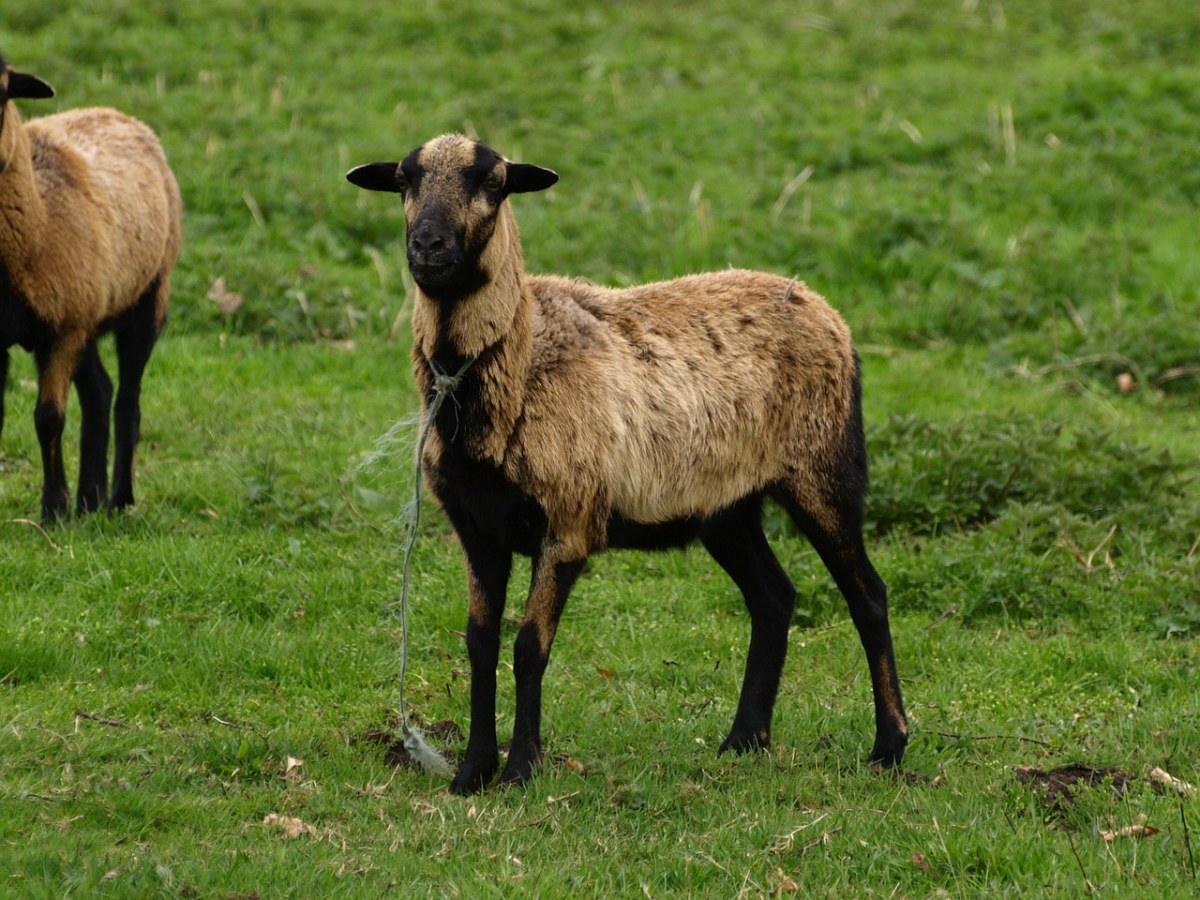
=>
[420,133,478,164]
[415,134,488,199]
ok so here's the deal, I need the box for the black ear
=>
[8,71,55,100]
[506,162,558,194]
[346,162,403,193]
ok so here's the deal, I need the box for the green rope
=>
[396,353,477,777]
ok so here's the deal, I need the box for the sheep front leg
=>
[33,334,87,522]
[449,539,513,796]
[499,546,585,788]
[33,398,69,521]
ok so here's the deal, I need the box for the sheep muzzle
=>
[406,215,467,286]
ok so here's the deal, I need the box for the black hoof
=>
[41,493,70,525]
[718,727,770,756]
[497,755,538,789]
[448,759,497,796]
[868,733,908,769]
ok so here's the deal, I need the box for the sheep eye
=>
[483,172,504,193]
[395,172,409,193]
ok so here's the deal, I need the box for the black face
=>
[398,142,510,297]
[346,134,558,301]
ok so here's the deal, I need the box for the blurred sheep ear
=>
[506,163,558,194]
[8,71,55,100]
[346,162,403,192]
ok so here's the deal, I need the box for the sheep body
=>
[13,107,178,332]
[0,59,181,520]
[348,133,906,794]
[421,269,856,538]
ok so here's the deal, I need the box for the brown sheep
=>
[347,133,907,794]
[0,57,182,522]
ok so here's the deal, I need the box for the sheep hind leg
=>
[109,279,163,512]
[701,497,797,755]
[774,485,908,768]
[73,342,114,514]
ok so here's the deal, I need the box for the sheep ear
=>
[346,162,403,193]
[506,163,558,194]
[8,71,55,100]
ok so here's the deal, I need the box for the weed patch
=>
[866,412,1190,537]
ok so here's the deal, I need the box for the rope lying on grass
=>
[395,354,477,777]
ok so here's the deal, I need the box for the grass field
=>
[3,0,1199,895]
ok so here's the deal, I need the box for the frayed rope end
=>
[402,724,455,777]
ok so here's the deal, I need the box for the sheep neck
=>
[0,102,47,282]
[412,200,532,466]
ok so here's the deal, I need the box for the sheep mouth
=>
[409,259,458,284]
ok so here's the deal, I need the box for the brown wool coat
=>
[413,201,858,562]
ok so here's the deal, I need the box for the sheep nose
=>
[409,219,450,258]
[411,229,445,254]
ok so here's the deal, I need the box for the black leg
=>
[449,539,513,796]
[109,281,162,511]
[73,342,113,514]
[819,539,907,766]
[32,338,86,524]
[776,488,908,768]
[499,552,584,788]
[1,349,8,441]
[33,395,68,523]
[701,498,797,755]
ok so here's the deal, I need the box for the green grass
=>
[3,0,1200,895]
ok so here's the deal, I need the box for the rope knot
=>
[432,371,465,396]
[429,356,477,401]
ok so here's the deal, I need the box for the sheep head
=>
[347,133,557,300]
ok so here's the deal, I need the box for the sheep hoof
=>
[496,753,540,789]
[40,493,70,525]
[718,727,771,756]
[868,734,908,769]
[448,758,498,796]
